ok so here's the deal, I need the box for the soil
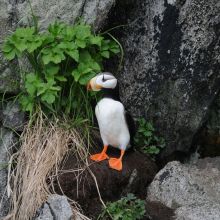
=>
[55,144,175,220]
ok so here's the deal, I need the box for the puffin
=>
[87,72,135,171]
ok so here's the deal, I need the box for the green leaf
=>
[41,90,56,105]
[146,122,154,131]
[48,20,66,37]
[71,100,78,109]
[149,146,159,154]
[60,26,76,41]
[79,50,91,63]
[79,71,97,85]
[143,130,152,137]
[90,61,101,71]
[44,64,60,81]
[127,193,136,200]
[3,49,16,60]
[144,137,152,145]
[26,40,42,53]
[41,33,54,45]
[5,34,26,51]
[100,51,109,58]
[42,53,53,65]
[52,53,66,64]
[26,72,38,83]
[78,62,92,74]
[88,36,104,46]
[58,41,77,50]
[72,69,81,82]
[25,81,36,97]
[75,39,87,48]
[65,49,79,62]
[110,47,120,54]
[75,25,91,39]
[153,136,159,141]
[2,42,14,52]
[55,76,67,82]
[14,27,35,38]
[113,209,124,220]
[18,95,34,112]
[138,126,146,133]
[158,138,166,148]
[37,85,47,96]
[99,43,109,51]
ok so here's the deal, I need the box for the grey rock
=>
[0,0,19,92]
[0,128,18,219]
[104,0,220,162]
[33,194,73,220]
[121,169,139,197]
[146,158,220,219]
[17,0,115,34]
[0,100,25,131]
[175,203,220,220]
[33,202,53,220]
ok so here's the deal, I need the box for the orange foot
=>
[90,145,109,162]
[109,158,122,171]
[108,150,125,171]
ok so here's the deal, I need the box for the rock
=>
[146,157,220,220]
[175,203,220,220]
[33,194,73,220]
[0,128,18,219]
[0,0,20,92]
[103,0,220,163]
[32,202,53,220]
[17,0,116,33]
[120,169,139,197]
[0,100,25,131]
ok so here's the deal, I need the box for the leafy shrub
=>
[99,193,147,220]
[134,118,166,160]
[1,16,120,121]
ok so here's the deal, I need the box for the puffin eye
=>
[102,75,106,82]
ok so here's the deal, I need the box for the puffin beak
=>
[87,81,93,91]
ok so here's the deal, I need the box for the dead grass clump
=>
[3,110,98,220]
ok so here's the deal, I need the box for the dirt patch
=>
[55,144,175,219]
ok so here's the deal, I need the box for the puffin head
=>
[87,72,117,91]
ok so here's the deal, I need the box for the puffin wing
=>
[124,110,136,148]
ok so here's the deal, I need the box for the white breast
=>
[95,98,130,151]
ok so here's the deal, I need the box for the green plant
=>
[134,119,166,161]
[99,193,147,220]
[1,15,120,122]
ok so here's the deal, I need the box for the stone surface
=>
[104,0,220,162]
[0,128,18,219]
[33,194,73,220]
[17,0,116,33]
[120,169,139,197]
[175,203,220,220]
[146,158,220,219]
[0,100,25,131]
[0,0,19,92]
[33,202,53,220]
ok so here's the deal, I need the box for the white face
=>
[88,72,117,91]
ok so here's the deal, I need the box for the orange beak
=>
[87,81,93,91]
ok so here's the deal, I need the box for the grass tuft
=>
[2,108,100,220]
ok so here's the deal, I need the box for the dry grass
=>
[2,110,101,220]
